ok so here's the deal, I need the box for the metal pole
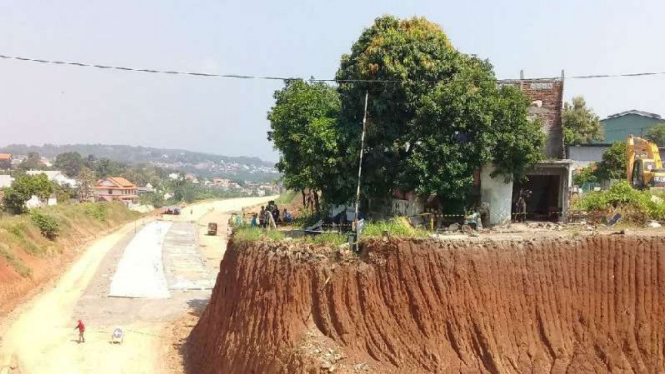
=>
[354,91,370,247]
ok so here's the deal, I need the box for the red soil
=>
[189,235,665,374]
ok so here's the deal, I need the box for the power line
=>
[2,52,665,83]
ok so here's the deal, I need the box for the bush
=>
[573,181,665,223]
[82,203,108,221]
[30,210,61,239]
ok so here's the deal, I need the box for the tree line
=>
[2,151,252,214]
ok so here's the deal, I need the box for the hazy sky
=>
[1,0,664,161]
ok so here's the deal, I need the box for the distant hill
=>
[0,143,279,182]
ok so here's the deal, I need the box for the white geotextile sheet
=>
[108,221,172,298]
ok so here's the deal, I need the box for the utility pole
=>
[353,91,369,249]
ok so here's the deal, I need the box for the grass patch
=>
[0,202,139,275]
[303,232,348,246]
[0,244,31,277]
[82,202,108,221]
[234,227,286,242]
[275,190,298,204]
[361,217,430,238]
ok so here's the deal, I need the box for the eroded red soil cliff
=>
[189,235,665,374]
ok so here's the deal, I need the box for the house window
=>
[108,189,113,195]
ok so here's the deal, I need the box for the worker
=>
[251,213,258,227]
[74,319,86,343]
[259,206,266,228]
[516,189,528,222]
[283,208,292,224]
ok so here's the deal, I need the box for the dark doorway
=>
[513,174,561,221]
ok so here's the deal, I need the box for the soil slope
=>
[189,235,665,374]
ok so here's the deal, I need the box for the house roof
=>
[110,177,135,187]
[0,153,11,160]
[95,177,136,189]
[604,110,662,121]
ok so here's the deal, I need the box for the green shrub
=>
[573,181,665,222]
[82,203,108,221]
[30,210,61,239]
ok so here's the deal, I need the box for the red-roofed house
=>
[0,153,12,170]
[93,177,138,204]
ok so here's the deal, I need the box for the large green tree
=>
[562,96,603,145]
[54,152,84,177]
[2,174,54,214]
[333,16,544,202]
[595,142,627,181]
[267,80,343,204]
[645,123,665,146]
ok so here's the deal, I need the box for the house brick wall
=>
[500,79,564,159]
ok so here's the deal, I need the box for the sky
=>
[1,0,664,162]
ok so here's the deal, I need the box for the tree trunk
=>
[313,191,320,212]
[301,190,306,207]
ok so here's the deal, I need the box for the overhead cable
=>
[2,53,665,83]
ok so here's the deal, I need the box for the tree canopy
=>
[269,16,546,205]
[54,152,84,177]
[2,174,54,214]
[595,142,627,181]
[645,123,665,146]
[267,80,343,201]
[562,96,603,145]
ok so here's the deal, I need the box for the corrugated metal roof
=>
[604,110,662,121]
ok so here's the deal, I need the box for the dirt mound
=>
[188,235,665,374]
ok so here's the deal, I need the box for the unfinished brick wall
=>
[500,79,564,159]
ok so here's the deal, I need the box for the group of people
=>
[251,202,292,228]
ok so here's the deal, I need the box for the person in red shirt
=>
[74,320,85,343]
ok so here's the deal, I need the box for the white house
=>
[0,175,14,188]
[25,195,57,209]
[26,170,77,188]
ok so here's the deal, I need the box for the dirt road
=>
[0,196,274,374]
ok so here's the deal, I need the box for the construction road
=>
[0,196,274,374]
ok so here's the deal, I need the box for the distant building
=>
[93,177,138,204]
[26,170,77,188]
[567,110,665,169]
[599,110,663,143]
[0,153,11,170]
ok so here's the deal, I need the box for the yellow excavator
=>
[626,135,665,189]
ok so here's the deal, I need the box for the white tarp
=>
[108,221,172,299]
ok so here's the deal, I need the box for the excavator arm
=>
[627,135,665,188]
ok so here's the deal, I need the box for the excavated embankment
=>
[189,235,665,374]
